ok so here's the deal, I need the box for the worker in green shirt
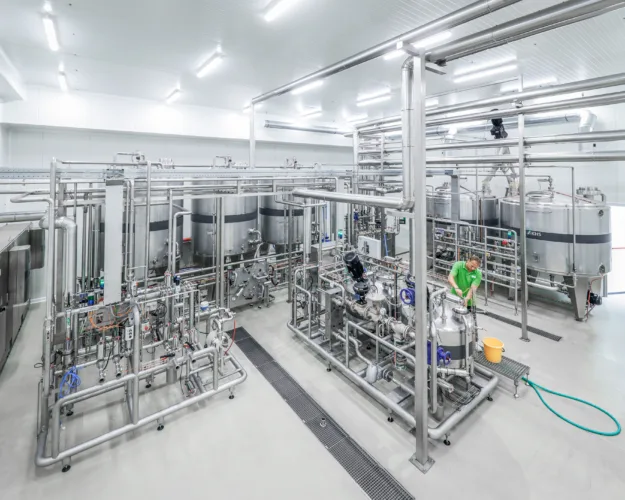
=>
[448,256,482,308]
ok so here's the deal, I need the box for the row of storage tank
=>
[99,189,306,274]
[99,183,611,279]
[427,185,611,277]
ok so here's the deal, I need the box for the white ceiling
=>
[1,0,625,125]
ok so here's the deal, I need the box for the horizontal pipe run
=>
[427,0,625,64]
[427,365,499,440]
[287,321,417,427]
[429,90,625,127]
[251,0,520,104]
[36,355,247,467]
[292,188,406,209]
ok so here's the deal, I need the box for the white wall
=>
[0,124,8,166]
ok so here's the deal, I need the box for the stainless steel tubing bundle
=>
[427,0,625,64]
[251,0,520,104]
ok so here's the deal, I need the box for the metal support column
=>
[409,53,434,473]
[450,175,460,222]
[518,114,530,342]
[250,104,256,169]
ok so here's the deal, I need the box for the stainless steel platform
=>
[474,351,530,398]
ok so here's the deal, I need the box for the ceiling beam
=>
[0,46,27,103]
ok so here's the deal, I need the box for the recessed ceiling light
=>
[197,51,223,78]
[42,14,59,52]
[500,76,558,93]
[454,56,517,77]
[43,1,53,13]
[291,80,323,95]
[357,94,391,107]
[453,64,518,84]
[166,88,181,105]
[264,0,300,22]
[58,72,68,92]
[346,113,368,123]
[301,108,322,119]
[357,88,391,102]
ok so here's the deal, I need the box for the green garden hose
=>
[522,377,621,437]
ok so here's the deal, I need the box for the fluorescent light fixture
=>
[413,31,452,49]
[58,71,68,92]
[197,52,223,78]
[357,88,391,101]
[166,89,181,105]
[501,76,558,93]
[265,0,299,22]
[454,56,517,77]
[43,1,53,13]
[42,14,59,51]
[301,108,322,119]
[291,80,323,95]
[384,131,402,138]
[453,64,518,84]
[58,61,65,72]
[347,113,368,123]
[426,97,439,108]
[357,95,391,107]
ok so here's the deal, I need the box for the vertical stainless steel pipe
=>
[144,162,152,290]
[518,114,529,342]
[409,54,433,472]
[401,58,413,201]
[250,104,256,169]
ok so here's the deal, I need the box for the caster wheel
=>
[326,367,332,372]
[487,396,493,402]
[444,439,451,446]
[146,384,152,389]
[62,465,71,473]
[66,410,74,417]
[157,424,164,431]
[229,394,235,400]
[387,417,394,423]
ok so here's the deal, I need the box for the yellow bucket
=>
[483,337,505,363]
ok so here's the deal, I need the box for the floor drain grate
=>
[233,327,414,500]
[481,311,562,342]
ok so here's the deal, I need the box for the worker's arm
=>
[464,269,482,305]
[447,263,463,297]
[464,284,479,306]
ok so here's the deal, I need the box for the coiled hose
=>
[523,377,621,437]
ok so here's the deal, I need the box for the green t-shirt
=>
[449,261,482,306]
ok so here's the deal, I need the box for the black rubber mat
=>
[233,327,414,500]
[480,310,562,342]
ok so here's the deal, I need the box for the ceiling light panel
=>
[42,14,59,51]
[453,64,518,84]
[357,88,391,102]
[58,72,68,92]
[166,89,181,105]
[291,80,323,95]
[357,95,391,107]
[265,0,300,22]
[197,52,223,78]
[454,56,517,77]
[500,76,558,93]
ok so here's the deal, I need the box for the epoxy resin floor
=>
[1,293,624,500]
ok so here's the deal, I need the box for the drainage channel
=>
[233,326,414,500]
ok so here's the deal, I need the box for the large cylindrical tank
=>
[260,190,304,251]
[99,187,183,276]
[192,181,258,266]
[427,186,499,225]
[500,191,611,277]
